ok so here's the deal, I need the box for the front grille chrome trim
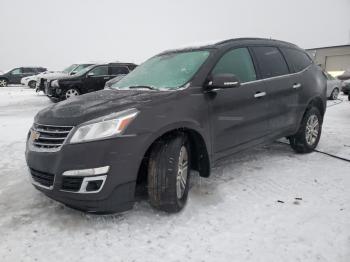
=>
[29,123,74,152]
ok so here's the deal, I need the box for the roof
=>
[306,44,350,51]
[160,37,300,55]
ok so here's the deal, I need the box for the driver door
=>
[9,68,24,84]
[208,47,270,159]
[84,65,110,93]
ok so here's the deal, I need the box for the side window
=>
[251,46,289,78]
[110,66,129,75]
[89,66,108,76]
[22,68,35,73]
[281,48,312,73]
[212,48,256,83]
[11,68,22,75]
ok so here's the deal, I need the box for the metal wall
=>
[307,45,350,76]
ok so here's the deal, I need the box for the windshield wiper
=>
[127,85,159,91]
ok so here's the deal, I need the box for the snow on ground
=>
[0,86,349,262]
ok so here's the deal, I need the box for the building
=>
[307,45,350,77]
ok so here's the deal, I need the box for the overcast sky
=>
[1,0,350,71]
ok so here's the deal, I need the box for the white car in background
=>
[21,71,54,89]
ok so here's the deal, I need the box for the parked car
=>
[25,38,326,214]
[45,63,137,101]
[21,71,54,89]
[324,72,341,100]
[0,67,47,87]
[341,79,350,95]
[36,63,94,92]
[104,74,127,88]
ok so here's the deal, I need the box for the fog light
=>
[62,166,109,177]
[86,180,103,192]
[56,88,62,94]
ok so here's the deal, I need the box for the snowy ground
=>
[0,86,349,262]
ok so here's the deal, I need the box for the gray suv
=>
[25,38,327,214]
[0,67,46,86]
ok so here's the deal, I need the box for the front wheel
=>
[330,88,339,100]
[289,107,322,153]
[28,80,37,89]
[65,88,80,99]
[148,133,191,213]
[0,79,8,87]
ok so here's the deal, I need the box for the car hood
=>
[35,89,176,126]
[41,72,68,80]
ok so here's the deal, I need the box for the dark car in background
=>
[45,63,137,101]
[0,67,47,86]
[25,38,326,214]
[36,63,94,92]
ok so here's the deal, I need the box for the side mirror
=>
[87,72,95,77]
[70,71,77,75]
[207,73,241,90]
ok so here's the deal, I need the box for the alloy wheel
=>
[305,114,319,146]
[176,146,189,199]
[0,79,7,87]
[332,89,339,100]
[65,89,79,99]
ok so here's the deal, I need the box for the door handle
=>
[293,83,301,89]
[103,77,109,80]
[254,91,266,98]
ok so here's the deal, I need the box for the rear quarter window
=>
[281,48,312,73]
[251,46,289,79]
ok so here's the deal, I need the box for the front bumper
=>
[25,135,148,213]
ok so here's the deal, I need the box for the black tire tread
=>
[289,107,322,153]
[148,133,189,213]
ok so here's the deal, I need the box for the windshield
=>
[112,50,210,90]
[71,64,91,74]
[63,64,78,73]
[74,65,96,76]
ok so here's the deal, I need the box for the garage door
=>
[325,54,350,71]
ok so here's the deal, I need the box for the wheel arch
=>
[135,124,211,191]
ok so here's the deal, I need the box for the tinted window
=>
[110,66,129,75]
[22,68,35,73]
[212,48,256,83]
[281,48,312,73]
[89,66,108,76]
[252,47,289,78]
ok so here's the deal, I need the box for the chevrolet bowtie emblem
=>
[30,130,40,141]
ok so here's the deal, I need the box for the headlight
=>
[69,108,139,144]
[51,80,59,87]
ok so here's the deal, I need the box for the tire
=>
[65,88,80,99]
[148,133,191,213]
[28,80,37,89]
[289,107,322,153]
[330,88,339,100]
[0,78,8,87]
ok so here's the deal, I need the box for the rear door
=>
[250,46,299,134]
[84,65,109,93]
[109,66,129,78]
[208,47,270,158]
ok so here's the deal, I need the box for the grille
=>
[30,168,55,188]
[61,177,83,192]
[31,123,73,150]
